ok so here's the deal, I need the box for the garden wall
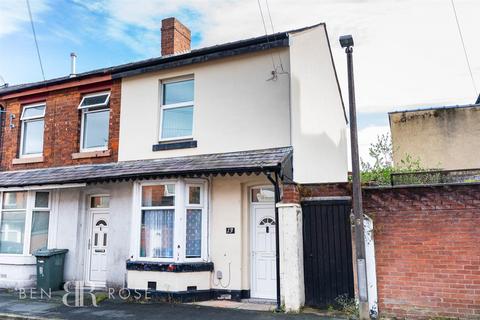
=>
[363,184,480,319]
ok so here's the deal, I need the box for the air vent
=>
[187,286,197,292]
[147,281,156,291]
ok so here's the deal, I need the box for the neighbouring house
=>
[0,18,348,311]
[389,101,480,170]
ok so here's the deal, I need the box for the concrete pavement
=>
[0,290,345,320]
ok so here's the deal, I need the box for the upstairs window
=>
[20,103,45,157]
[78,92,110,152]
[160,79,194,141]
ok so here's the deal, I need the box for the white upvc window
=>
[159,78,194,141]
[136,179,207,262]
[0,191,51,255]
[78,92,111,152]
[20,103,46,157]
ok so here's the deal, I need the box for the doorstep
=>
[188,299,275,312]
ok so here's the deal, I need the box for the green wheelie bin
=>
[33,249,69,292]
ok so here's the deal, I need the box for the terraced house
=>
[0,18,348,311]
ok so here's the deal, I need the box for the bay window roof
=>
[0,147,292,188]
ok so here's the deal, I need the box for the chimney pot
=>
[161,17,191,56]
[70,52,77,78]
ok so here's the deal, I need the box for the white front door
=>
[251,203,276,299]
[87,212,108,286]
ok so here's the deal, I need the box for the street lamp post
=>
[339,35,370,320]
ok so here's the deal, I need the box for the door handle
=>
[88,239,91,250]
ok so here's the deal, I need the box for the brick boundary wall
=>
[363,184,480,319]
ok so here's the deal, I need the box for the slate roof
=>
[0,24,324,97]
[0,147,292,188]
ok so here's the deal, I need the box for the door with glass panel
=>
[86,196,109,286]
[250,187,276,300]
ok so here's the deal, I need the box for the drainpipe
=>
[266,171,281,312]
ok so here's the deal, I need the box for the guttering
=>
[0,183,86,192]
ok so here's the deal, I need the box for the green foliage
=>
[360,134,423,185]
[334,294,359,319]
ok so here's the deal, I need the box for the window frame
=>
[0,190,51,257]
[19,103,46,158]
[140,182,176,262]
[78,91,111,153]
[184,183,205,260]
[158,77,195,142]
[133,179,207,263]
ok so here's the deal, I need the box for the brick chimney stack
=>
[161,17,191,56]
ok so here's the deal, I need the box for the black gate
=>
[302,200,354,308]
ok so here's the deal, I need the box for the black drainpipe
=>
[265,171,281,312]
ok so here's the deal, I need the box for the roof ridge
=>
[0,23,325,96]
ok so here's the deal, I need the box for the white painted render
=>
[278,203,305,312]
[0,176,274,292]
[127,271,211,292]
[49,183,134,287]
[118,49,291,161]
[0,183,134,289]
[289,25,348,183]
[364,216,378,317]
[126,175,271,294]
[119,24,348,184]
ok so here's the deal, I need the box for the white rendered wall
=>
[278,203,305,312]
[55,183,133,287]
[126,175,270,295]
[118,49,291,161]
[289,25,348,183]
[364,216,378,317]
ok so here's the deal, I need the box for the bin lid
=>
[33,248,69,257]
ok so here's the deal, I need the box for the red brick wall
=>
[0,80,121,170]
[161,18,191,56]
[300,182,351,198]
[281,183,300,204]
[364,184,480,319]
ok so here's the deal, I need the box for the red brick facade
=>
[281,183,301,204]
[364,184,480,319]
[0,79,121,171]
[161,17,191,56]
[299,182,351,198]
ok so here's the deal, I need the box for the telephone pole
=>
[339,35,370,320]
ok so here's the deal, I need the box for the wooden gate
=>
[302,200,354,308]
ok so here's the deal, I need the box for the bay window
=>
[0,191,50,255]
[160,78,194,141]
[20,103,45,157]
[138,180,206,262]
[78,92,110,152]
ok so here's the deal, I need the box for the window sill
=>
[12,156,44,165]
[126,260,213,273]
[152,140,197,152]
[72,149,111,159]
[0,255,36,265]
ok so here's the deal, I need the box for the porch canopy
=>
[0,147,292,188]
